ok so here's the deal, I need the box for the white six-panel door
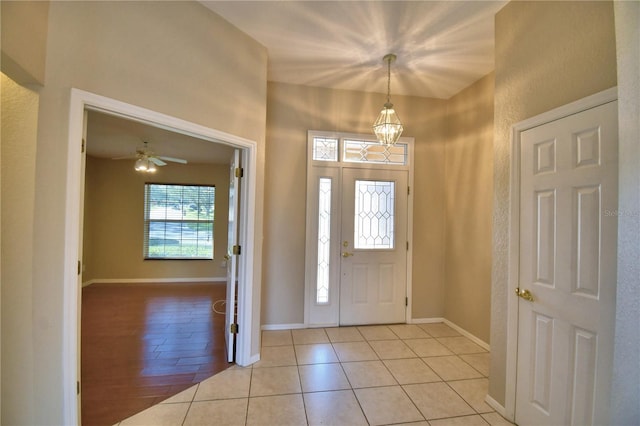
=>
[516,101,618,425]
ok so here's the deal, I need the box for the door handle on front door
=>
[341,252,354,258]
[516,287,534,302]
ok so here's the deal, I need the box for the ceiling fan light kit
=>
[111,141,188,173]
[373,53,404,146]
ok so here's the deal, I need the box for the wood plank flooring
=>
[81,283,230,426]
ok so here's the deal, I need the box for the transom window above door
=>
[311,134,408,166]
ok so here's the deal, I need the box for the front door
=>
[515,101,618,425]
[339,168,408,325]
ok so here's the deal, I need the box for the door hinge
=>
[232,245,241,255]
[408,186,410,195]
[235,167,244,178]
[77,381,80,395]
[77,260,82,275]
[81,139,85,153]
[406,297,408,307]
[406,241,409,251]
[230,323,239,334]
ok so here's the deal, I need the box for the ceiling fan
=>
[113,141,187,172]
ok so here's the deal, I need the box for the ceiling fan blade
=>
[149,157,167,166]
[158,156,188,164]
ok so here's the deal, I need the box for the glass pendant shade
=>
[373,53,403,145]
[373,102,404,145]
[135,158,147,171]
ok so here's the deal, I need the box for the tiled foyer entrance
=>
[118,323,514,425]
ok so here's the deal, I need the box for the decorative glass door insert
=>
[354,180,395,249]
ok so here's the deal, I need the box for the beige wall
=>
[1,73,38,425]
[263,82,448,325]
[444,73,494,344]
[490,0,617,406]
[3,2,267,423]
[0,1,49,85]
[83,157,230,282]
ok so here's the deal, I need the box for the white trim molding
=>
[65,88,260,426]
[82,277,226,287]
[261,323,307,331]
[411,317,490,351]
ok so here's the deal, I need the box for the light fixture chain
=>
[386,56,391,104]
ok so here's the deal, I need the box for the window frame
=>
[143,182,216,260]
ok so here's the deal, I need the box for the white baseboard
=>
[410,317,490,351]
[261,323,307,331]
[82,277,226,287]
[485,394,513,421]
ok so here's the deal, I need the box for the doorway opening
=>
[63,88,258,425]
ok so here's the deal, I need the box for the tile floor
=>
[117,323,515,426]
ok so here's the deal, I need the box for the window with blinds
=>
[143,183,215,259]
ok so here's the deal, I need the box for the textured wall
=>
[264,82,448,325]
[0,1,49,85]
[611,1,640,423]
[491,0,617,407]
[0,73,38,426]
[444,73,494,344]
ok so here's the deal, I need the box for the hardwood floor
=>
[81,283,230,426]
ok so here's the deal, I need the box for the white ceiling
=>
[87,1,507,164]
[201,0,507,99]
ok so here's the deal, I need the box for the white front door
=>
[225,149,241,362]
[339,168,408,325]
[516,101,618,425]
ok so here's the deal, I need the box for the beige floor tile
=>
[295,343,338,364]
[355,386,425,425]
[325,326,365,342]
[249,365,301,397]
[418,322,461,337]
[437,336,488,354]
[481,412,516,425]
[369,339,418,359]
[460,353,491,376]
[304,390,368,425]
[246,394,306,426]
[342,360,397,388]
[160,383,198,404]
[183,398,248,426]
[253,345,296,368]
[299,363,351,392]
[292,328,329,344]
[388,324,431,339]
[120,402,190,426]
[405,338,453,357]
[262,329,293,346]
[423,356,483,381]
[448,378,493,413]
[430,414,491,426]
[357,325,398,340]
[194,368,251,401]
[383,358,441,384]
[332,341,378,362]
[404,382,475,420]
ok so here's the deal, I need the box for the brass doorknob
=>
[516,287,534,302]
[341,252,354,258]
[224,254,231,261]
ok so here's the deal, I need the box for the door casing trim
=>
[64,88,259,424]
[504,86,618,421]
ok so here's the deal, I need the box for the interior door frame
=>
[503,87,618,421]
[63,88,259,425]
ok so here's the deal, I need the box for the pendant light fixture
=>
[373,53,403,145]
